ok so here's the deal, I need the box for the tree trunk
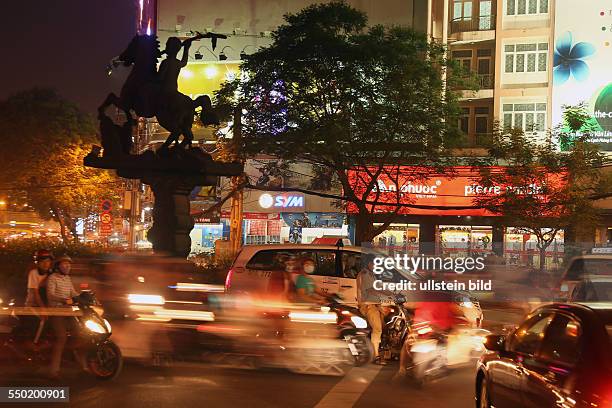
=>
[354,210,375,246]
[539,247,547,274]
[52,207,70,244]
[64,214,79,243]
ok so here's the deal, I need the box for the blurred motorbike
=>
[324,293,374,366]
[380,294,413,361]
[407,320,490,387]
[0,292,122,380]
[196,302,354,376]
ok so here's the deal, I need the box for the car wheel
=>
[479,376,490,408]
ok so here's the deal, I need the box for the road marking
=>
[314,365,383,408]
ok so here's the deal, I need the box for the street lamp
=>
[218,46,236,61]
[240,45,258,59]
[194,45,216,61]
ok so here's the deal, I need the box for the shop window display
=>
[437,225,493,257]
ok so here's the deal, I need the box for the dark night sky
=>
[0,0,137,113]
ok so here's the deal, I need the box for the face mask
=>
[304,265,315,274]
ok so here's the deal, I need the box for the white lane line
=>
[314,365,383,408]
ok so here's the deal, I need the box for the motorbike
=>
[196,305,354,376]
[380,294,413,361]
[324,294,374,366]
[0,292,123,380]
[407,320,490,387]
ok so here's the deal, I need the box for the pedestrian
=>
[357,254,388,365]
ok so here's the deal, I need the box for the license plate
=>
[347,343,358,356]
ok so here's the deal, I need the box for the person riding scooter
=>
[46,255,83,379]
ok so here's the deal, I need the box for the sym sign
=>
[552,0,612,151]
[258,193,305,212]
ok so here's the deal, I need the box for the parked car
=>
[556,254,612,301]
[224,244,483,327]
[476,302,612,408]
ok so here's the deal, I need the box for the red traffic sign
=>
[100,199,112,213]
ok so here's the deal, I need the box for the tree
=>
[474,106,605,272]
[216,2,468,244]
[0,88,121,243]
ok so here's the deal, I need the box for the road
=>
[1,360,476,408]
[0,308,523,408]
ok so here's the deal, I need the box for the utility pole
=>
[229,105,244,257]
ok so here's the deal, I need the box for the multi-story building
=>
[426,0,554,147]
[147,0,611,256]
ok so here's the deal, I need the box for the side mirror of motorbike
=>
[483,334,506,352]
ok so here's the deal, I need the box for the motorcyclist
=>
[396,292,467,378]
[294,258,325,304]
[23,250,54,344]
[46,255,81,379]
[25,249,53,307]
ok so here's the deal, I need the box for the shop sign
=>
[258,193,304,212]
[244,213,281,220]
[347,166,563,216]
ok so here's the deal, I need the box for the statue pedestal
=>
[143,174,202,258]
[85,146,242,258]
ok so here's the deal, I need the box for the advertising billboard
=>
[553,0,612,151]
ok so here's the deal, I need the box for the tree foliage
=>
[474,106,606,271]
[217,2,466,243]
[0,88,121,242]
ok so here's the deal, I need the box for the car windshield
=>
[574,281,612,302]
[584,260,612,275]
[567,259,612,280]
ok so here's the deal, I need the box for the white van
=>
[224,244,483,327]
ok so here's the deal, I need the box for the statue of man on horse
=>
[100,32,225,151]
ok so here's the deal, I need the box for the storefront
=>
[347,166,567,266]
[238,191,348,245]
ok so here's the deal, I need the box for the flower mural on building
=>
[553,31,596,85]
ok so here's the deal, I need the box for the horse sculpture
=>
[100,34,221,149]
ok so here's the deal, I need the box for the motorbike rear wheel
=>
[347,335,374,367]
[87,341,123,380]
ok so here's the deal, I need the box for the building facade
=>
[148,0,612,257]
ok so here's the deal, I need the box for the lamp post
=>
[229,105,244,257]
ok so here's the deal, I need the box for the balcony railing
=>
[462,132,492,148]
[477,74,494,89]
[461,133,492,149]
[450,15,496,34]
[451,73,494,91]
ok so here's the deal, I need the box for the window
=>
[539,314,582,365]
[504,43,548,73]
[506,0,548,15]
[509,313,554,355]
[475,107,489,134]
[315,251,339,277]
[454,0,473,20]
[452,50,473,73]
[341,252,361,279]
[459,107,470,134]
[502,103,546,132]
[246,249,316,271]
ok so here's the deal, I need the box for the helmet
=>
[55,254,73,264]
[35,249,54,262]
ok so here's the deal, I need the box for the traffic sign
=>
[100,199,112,213]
